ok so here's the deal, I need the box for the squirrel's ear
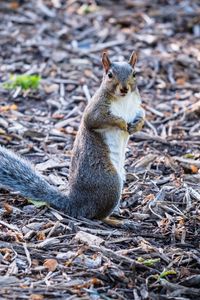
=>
[129,52,137,68]
[102,52,111,73]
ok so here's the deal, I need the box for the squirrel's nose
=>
[120,87,128,95]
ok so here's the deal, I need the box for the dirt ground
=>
[0,0,200,299]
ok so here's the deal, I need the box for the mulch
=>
[0,0,200,299]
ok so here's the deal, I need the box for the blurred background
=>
[0,2,200,299]
[0,0,199,182]
[0,0,199,149]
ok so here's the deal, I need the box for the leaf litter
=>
[0,0,200,299]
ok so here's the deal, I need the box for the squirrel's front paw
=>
[127,118,144,134]
[127,110,145,135]
[118,119,128,132]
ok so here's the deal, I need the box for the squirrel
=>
[0,52,145,220]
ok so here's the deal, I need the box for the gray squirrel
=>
[0,52,145,220]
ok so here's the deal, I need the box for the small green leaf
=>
[183,153,195,159]
[143,258,160,267]
[28,199,48,208]
[137,257,160,267]
[3,74,41,91]
[159,269,177,278]
[78,4,98,14]
[137,257,144,263]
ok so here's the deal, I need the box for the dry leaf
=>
[15,232,24,242]
[9,1,20,9]
[3,203,13,214]
[75,231,104,247]
[0,104,18,112]
[36,231,46,241]
[176,77,186,85]
[43,259,58,272]
[77,278,103,289]
[144,194,155,203]
[190,165,199,174]
[30,295,44,300]
[0,248,13,261]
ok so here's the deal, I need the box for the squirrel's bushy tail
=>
[0,146,71,213]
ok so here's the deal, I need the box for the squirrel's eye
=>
[108,72,113,78]
[132,72,136,78]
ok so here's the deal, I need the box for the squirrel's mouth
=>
[120,87,128,95]
[116,91,129,97]
[117,85,130,97]
[120,90,130,97]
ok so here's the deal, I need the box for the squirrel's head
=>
[101,51,137,97]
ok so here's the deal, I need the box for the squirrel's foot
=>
[103,216,140,230]
[127,109,145,135]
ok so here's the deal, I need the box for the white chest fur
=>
[104,91,141,186]
[111,91,141,123]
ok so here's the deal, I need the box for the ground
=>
[0,0,200,299]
